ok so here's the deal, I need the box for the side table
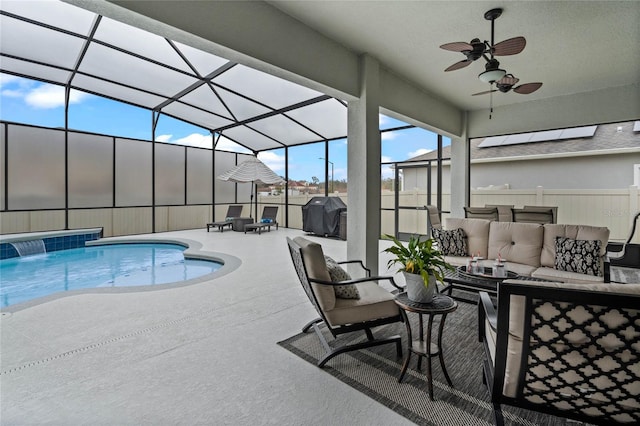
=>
[394,292,458,400]
[232,217,253,232]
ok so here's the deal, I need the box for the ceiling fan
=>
[472,74,543,96]
[440,8,526,83]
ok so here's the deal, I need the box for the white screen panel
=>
[95,18,192,73]
[284,99,347,139]
[187,148,212,204]
[215,87,271,121]
[68,132,113,208]
[1,0,96,35]
[0,15,85,68]
[222,126,282,151]
[214,65,321,109]
[173,41,230,76]
[115,138,152,206]
[1,58,72,84]
[162,102,234,131]
[214,152,239,203]
[72,74,165,108]
[7,125,65,210]
[79,43,198,98]
[179,85,233,119]
[0,124,5,210]
[155,143,185,206]
[249,115,320,145]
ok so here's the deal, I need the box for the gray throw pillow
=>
[554,236,602,277]
[324,256,360,299]
[432,228,468,256]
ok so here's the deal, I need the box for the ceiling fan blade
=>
[492,36,526,56]
[440,41,474,52]
[445,59,473,72]
[513,82,542,94]
[472,89,498,96]
[497,75,519,86]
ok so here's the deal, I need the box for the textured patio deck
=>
[0,228,413,425]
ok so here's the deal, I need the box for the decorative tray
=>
[456,265,518,281]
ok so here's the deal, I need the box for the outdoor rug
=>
[278,298,574,426]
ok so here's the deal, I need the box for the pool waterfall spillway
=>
[0,228,103,260]
[10,239,46,257]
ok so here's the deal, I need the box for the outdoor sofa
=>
[435,218,611,283]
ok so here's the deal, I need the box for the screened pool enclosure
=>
[0,0,450,237]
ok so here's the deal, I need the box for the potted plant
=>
[382,234,453,303]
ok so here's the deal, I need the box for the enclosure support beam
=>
[347,54,381,273]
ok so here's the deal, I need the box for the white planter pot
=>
[402,271,436,303]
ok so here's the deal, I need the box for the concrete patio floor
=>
[1,228,415,425]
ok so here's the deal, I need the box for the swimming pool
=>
[0,243,223,308]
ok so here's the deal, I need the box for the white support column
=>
[347,54,381,272]
[450,111,469,218]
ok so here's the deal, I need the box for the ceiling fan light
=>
[478,68,506,83]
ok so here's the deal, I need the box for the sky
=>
[0,73,450,182]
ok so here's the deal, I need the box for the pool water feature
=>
[0,243,223,308]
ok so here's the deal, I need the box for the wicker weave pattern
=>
[523,298,640,424]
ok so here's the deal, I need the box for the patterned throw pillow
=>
[432,228,468,256]
[324,256,360,299]
[554,237,602,277]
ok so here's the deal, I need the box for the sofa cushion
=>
[324,281,399,327]
[488,221,544,267]
[325,256,360,300]
[445,218,491,258]
[540,224,609,268]
[293,236,335,311]
[554,236,602,277]
[432,228,467,256]
[531,267,604,283]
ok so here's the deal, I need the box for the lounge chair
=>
[244,206,279,234]
[206,205,243,232]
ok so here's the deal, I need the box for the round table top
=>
[394,293,458,314]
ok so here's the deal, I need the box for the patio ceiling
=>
[0,0,348,153]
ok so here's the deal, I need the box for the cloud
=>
[168,133,212,148]
[155,134,172,142]
[257,151,285,173]
[24,84,90,109]
[214,135,252,153]
[381,131,396,141]
[381,155,393,163]
[408,148,431,158]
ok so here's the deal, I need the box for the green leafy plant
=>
[382,234,453,287]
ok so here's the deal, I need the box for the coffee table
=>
[441,266,545,303]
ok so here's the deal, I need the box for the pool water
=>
[0,243,222,307]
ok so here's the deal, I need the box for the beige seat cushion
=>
[445,218,491,258]
[293,236,335,311]
[531,266,605,283]
[488,221,544,267]
[324,281,399,327]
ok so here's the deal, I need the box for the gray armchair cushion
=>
[325,256,360,299]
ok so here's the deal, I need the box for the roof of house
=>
[405,121,639,163]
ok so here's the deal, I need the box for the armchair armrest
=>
[310,275,403,290]
[337,260,371,277]
[478,291,497,342]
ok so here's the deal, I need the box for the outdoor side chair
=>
[478,280,640,425]
[244,206,279,234]
[286,236,404,367]
[425,204,442,238]
[206,205,243,232]
[464,206,499,221]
